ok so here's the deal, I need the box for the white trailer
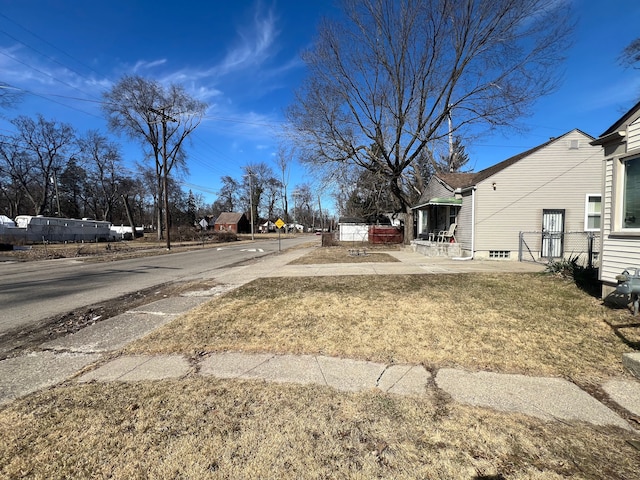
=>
[8,215,115,243]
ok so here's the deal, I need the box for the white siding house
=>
[591,101,640,296]
[413,129,602,260]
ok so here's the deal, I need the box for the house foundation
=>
[410,239,462,258]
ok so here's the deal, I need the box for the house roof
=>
[435,129,593,190]
[596,99,640,138]
[214,212,245,224]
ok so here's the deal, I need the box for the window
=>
[489,250,510,259]
[584,194,601,231]
[624,157,640,229]
[448,206,457,227]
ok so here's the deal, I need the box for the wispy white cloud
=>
[132,59,167,73]
[0,43,107,98]
[216,3,279,76]
[581,76,640,112]
[0,0,296,150]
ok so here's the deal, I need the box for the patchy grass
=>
[1,379,638,479]
[128,273,634,384]
[288,245,400,265]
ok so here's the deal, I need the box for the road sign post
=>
[199,218,209,246]
[275,218,285,252]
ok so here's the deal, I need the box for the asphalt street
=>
[0,235,315,335]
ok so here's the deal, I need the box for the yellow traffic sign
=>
[275,218,285,229]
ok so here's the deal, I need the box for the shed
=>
[338,217,368,242]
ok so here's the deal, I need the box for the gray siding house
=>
[591,101,640,296]
[413,129,602,260]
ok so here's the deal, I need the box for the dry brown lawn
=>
[2,245,640,479]
[288,245,400,264]
[128,273,634,384]
[1,379,639,479]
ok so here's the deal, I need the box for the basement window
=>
[489,250,510,259]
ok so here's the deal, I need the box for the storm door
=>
[541,209,565,259]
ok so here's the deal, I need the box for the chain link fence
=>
[518,231,600,268]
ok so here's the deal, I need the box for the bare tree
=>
[57,157,87,218]
[264,176,283,220]
[77,130,124,221]
[213,175,240,216]
[287,0,573,241]
[103,75,207,245]
[0,115,75,215]
[241,162,278,227]
[0,82,22,111]
[275,145,294,223]
[292,183,314,229]
[0,140,29,217]
[620,38,640,69]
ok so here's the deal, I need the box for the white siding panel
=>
[456,191,472,252]
[426,179,455,200]
[603,158,613,234]
[601,237,640,284]
[628,118,640,152]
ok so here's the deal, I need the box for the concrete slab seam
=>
[504,388,576,428]
[314,355,329,387]
[238,354,276,379]
[377,364,411,393]
[114,356,153,381]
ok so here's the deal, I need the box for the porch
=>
[410,238,462,258]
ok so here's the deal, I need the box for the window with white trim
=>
[584,194,601,231]
[624,157,640,229]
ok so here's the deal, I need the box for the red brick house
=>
[213,212,250,234]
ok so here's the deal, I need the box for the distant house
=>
[413,129,602,260]
[213,212,250,234]
[590,101,640,296]
[259,220,276,233]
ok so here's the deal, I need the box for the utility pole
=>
[292,190,299,234]
[246,170,255,241]
[149,106,177,250]
[447,104,454,173]
[51,168,61,216]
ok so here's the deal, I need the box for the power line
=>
[0,27,104,97]
[0,49,99,102]
[0,12,108,81]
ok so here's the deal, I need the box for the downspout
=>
[453,185,475,260]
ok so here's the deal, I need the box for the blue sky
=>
[0,0,639,212]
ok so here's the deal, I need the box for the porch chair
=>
[437,223,457,243]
